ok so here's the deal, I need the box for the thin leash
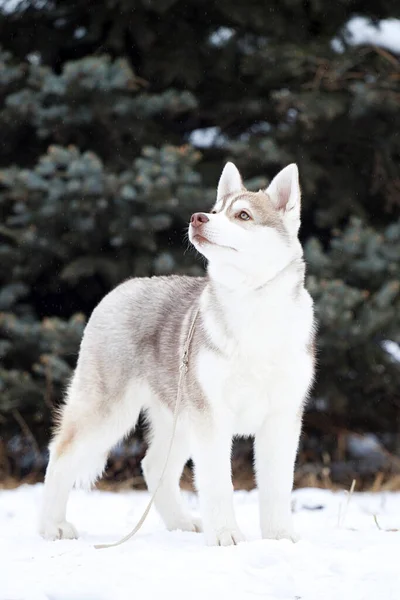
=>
[94,304,200,550]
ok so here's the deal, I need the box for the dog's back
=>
[77,275,206,408]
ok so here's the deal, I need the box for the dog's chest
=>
[196,294,313,434]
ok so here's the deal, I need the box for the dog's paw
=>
[262,528,299,543]
[188,516,203,533]
[206,527,246,547]
[167,515,202,533]
[39,520,78,541]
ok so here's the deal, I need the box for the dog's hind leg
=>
[142,407,201,533]
[39,375,141,540]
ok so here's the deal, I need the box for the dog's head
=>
[189,162,303,288]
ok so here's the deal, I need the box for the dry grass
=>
[2,464,400,493]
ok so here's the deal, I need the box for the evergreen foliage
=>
[0,0,399,482]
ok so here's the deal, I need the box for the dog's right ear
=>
[217,162,245,201]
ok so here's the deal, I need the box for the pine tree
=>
[0,0,399,483]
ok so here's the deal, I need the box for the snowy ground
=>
[2,485,400,600]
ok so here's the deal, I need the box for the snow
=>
[346,433,384,459]
[0,0,49,13]
[0,0,23,13]
[188,127,227,149]
[189,122,275,148]
[333,17,400,54]
[2,485,400,600]
[209,27,235,48]
[74,27,87,40]
[382,339,400,363]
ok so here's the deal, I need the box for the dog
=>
[39,161,315,546]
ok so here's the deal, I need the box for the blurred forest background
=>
[0,0,400,491]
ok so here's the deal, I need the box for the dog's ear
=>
[266,164,300,212]
[266,164,301,233]
[217,162,245,201]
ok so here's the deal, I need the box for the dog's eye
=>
[237,211,251,221]
[210,210,217,214]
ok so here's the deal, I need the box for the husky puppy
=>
[39,162,315,546]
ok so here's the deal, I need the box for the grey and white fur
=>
[39,161,316,546]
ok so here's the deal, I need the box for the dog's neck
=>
[254,257,305,294]
[206,254,305,299]
[200,257,305,357]
[200,257,306,352]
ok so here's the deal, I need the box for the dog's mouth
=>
[193,233,211,245]
[192,232,237,252]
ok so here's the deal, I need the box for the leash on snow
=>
[94,305,200,550]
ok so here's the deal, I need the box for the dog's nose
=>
[190,213,209,227]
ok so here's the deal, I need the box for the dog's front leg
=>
[192,420,244,546]
[255,411,302,541]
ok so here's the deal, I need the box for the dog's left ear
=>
[266,163,301,233]
[266,164,300,212]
